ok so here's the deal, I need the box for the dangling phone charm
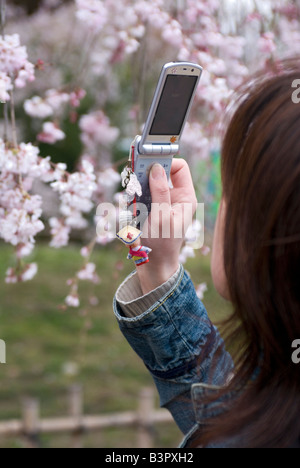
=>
[117,138,152,267]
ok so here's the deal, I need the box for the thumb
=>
[149,164,171,205]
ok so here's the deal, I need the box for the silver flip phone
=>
[133,62,203,227]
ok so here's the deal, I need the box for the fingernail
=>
[150,164,164,180]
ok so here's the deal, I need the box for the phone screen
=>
[149,75,198,136]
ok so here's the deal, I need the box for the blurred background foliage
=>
[10,0,73,15]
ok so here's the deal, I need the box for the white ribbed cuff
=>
[116,266,182,318]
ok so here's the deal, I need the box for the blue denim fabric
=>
[113,265,234,446]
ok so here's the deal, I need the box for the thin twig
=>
[1,0,8,141]
[0,0,6,36]
[3,102,8,143]
[9,90,18,149]
[9,89,25,190]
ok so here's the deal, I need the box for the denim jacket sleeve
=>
[113,265,234,436]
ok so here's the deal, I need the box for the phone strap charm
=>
[117,138,152,267]
[121,138,142,201]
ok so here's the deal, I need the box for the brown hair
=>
[193,60,300,448]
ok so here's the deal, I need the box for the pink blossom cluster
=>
[77,262,100,284]
[0,34,35,92]
[24,89,70,118]
[37,122,66,144]
[50,159,97,247]
[0,72,13,103]
[24,88,86,144]
[0,140,45,282]
[0,135,98,285]
[79,111,120,152]
[75,0,168,66]
[75,0,108,33]
[63,259,101,308]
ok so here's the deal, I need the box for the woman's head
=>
[209,60,300,447]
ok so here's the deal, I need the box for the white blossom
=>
[44,89,70,112]
[24,96,54,119]
[80,246,90,258]
[179,245,195,264]
[196,283,208,300]
[5,263,38,283]
[75,0,108,32]
[79,111,119,150]
[65,294,80,308]
[185,220,203,246]
[16,242,35,259]
[161,20,183,48]
[5,268,18,284]
[49,159,97,237]
[77,262,100,284]
[49,217,71,248]
[21,263,38,282]
[0,34,35,87]
[0,208,44,246]
[0,72,13,103]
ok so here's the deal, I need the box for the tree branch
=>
[0,0,6,36]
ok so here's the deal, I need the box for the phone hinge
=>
[139,143,179,156]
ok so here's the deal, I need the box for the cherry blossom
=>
[185,220,203,246]
[196,283,208,300]
[179,245,196,264]
[5,268,18,284]
[0,141,50,179]
[75,0,108,32]
[0,34,35,87]
[97,168,121,200]
[79,111,120,151]
[0,204,44,246]
[50,159,97,233]
[16,242,35,259]
[181,123,210,161]
[24,89,71,119]
[5,263,38,284]
[69,88,86,108]
[65,293,80,308]
[95,210,117,245]
[49,217,71,248]
[161,19,183,48]
[37,122,66,144]
[80,246,90,258]
[24,96,54,119]
[0,72,13,103]
[258,32,277,55]
[14,62,35,89]
[20,263,38,282]
[44,89,70,113]
[77,262,100,284]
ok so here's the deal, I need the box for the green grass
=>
[0,241,232,448]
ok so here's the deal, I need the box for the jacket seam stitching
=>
[149,266,185,314]
[165,292,210,356]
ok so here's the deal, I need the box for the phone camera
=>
[191,69,195,72]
